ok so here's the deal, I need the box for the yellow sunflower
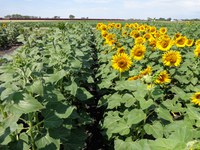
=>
[148,38,157,50]
[100,24,107,31]
[157,36,173,51]
[140,66,152,76]
[96,23,102,30]
[159,27,167,34]
[2,23,7,28]
[128,75,141,81]
[117,47,125,54]
[135,37,146,44]
[130,44,146,61]
[174,32,182,39]
[122,31,128,37]
[133,23,139,28]
[195,39,200,46]
[139,25,146,32]
[175,36,187,47]
[162,50,182,67]
[194,45,200,57]
[150,26,157,34]
[130,30,140,39]
[143,33,152,40]
[155,70,171,84]
[191,92,200,106]
[101,31,108,38]
[115,23,122,29]
[186,39,194,47]
[112,53,132,72]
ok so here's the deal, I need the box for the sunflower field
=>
[0,23,22,49]
[0,21,200,150]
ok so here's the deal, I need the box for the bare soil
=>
[0,44,21,57]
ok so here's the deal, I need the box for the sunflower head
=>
[186,39,194,47]
[159,27,167,34]
[135,37,146,44]
[174,32,182,39]
[150,26,157,34]
[175,36,187,47]
[130,44,146,61]
[194,45,200,57]
[130,30,140,39]
[191,92,200,106]
[2,23,7,28]
[195,39,200,46]
[112,53,133,72]
[143,33,152,40]
[128,75,141,81]
[139,25,146,32]
[155,70,171,84]
[101,31,109,38]
[100,24,107,31]
[115,23,122,29]
[133,23,139,28]
[157,37,173,51]
[162,50,182,67]
[122,31,128,37]
[140,66,152,76]
[117,47,125,54]
[148,38,157,50]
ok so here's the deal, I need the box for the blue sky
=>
[0,0,200,19]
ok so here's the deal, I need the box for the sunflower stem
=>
[119,72,122,80]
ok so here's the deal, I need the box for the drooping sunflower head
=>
[191,92,200,106]
[122,31,128,37]
[186,39,194,47]
[155,70,171,84]
[148,38,157,50]
[140,66,152,76]
[128,75,141,81]
[162,50,182,67]
[194,45,200,57]
[112,53,133,72]
[143,33,152,40]
[159,27,167,34]
[130,44,146,61]
[117,47,125,54]
[175,36,187,47]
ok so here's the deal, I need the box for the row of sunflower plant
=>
[95,22,200,149]
[0,23,96,149]
[0,23,22,49]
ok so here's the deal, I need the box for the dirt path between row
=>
[0,45,21,57]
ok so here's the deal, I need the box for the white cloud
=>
[74,0,114,3]
[123,0,200,19]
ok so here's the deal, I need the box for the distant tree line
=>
[147,17,172,21]
[147,17,200,21]
[4,14,40,19]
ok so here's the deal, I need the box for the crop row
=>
[0,22,200,150]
